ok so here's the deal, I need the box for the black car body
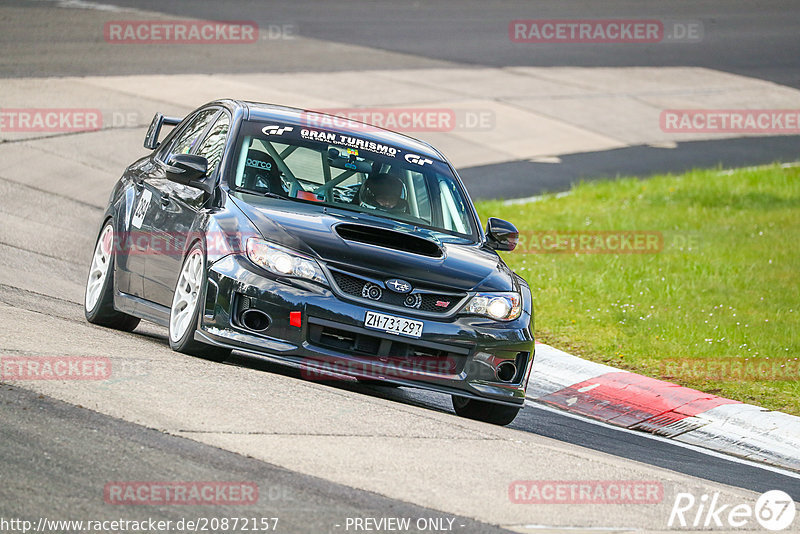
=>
[84,100,534,425]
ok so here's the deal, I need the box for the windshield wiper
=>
[260,191,287,199]
[236,187,287,200]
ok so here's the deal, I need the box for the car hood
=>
[228,193,515,292]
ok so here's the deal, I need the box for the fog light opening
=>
[240,309,271,332]
[495,361,517,383]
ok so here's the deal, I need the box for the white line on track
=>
[526,401,800,481]
[36,0,127,11]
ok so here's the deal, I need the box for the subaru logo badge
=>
[385,279,412,294]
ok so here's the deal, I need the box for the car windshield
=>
[229,120,477,238]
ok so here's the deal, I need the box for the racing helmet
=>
[359,173,405,210]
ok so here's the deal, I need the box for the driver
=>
[358,173,408,213]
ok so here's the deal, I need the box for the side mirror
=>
[485,217,519,251]
[166,154,213,195]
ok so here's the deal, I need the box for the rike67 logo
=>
[669,490,796,531]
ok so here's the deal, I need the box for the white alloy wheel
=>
[169,247,204,342]
[85,224,114,312]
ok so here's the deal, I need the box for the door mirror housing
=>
[166,154,213,195]
[485,217,519,251]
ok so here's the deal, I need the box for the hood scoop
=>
[335,223,443,258]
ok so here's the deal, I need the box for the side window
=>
[162,108,219,162]
[195,113,230,176]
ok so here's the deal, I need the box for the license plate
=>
[364,311,423,338]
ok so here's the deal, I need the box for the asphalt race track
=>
[3,0,800,198]
[0,1,799,532]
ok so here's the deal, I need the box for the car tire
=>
[84,220,141,332]
[168,241,231,363]
[451,395,521,426]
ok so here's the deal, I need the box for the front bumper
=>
[197,254,534,406]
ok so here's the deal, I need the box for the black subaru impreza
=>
[85,100,534,425]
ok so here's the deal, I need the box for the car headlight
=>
[463,292,522,321]
[246,238,327,284]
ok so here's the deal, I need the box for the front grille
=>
[332,271,365,296]
[419,294,458,313]
[307,318,469,375]
[329,269,465,315]
[311,325,381,355]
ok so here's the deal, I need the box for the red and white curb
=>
[526,342,800,472]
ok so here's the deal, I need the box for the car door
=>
[138,107,220,306]
[116,159,153,298]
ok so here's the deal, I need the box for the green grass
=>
[475,164,800,415]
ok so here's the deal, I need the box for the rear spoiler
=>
[144,113,183,149]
